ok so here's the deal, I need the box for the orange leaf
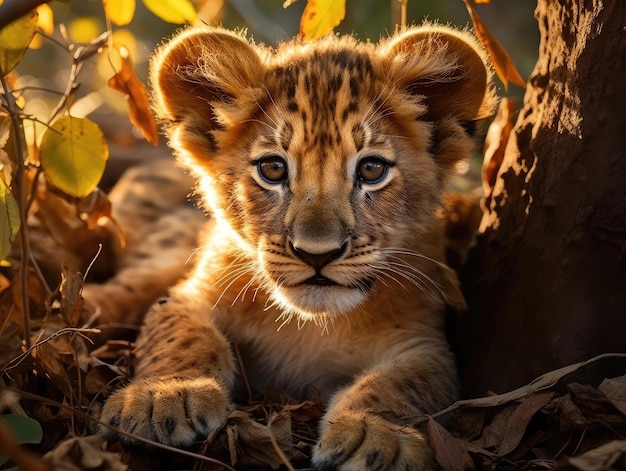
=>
[463,0,526,90]
[107,47,158,145]
[298,0,346,41]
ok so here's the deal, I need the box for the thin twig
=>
[0,70,33,348]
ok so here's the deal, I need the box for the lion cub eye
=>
[257,155,288,184]
[356,156,390,184]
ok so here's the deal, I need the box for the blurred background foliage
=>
[16,0,538,166]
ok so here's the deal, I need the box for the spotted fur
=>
[100,24,496,470]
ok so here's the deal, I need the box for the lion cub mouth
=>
[301,275,338,286]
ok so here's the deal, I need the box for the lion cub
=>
[100,24,495,469]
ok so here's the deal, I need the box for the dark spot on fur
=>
[197,413,208,428]
[366,450,380,467]
[165,416,176,435]
[158,236,177,249]
[366,394,381,404]
[157,297,168,305]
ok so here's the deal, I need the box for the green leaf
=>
[40,116,109,198]
[142,0,196,24]
[0,177,19,261]
[0,7,38,75]
[0,414,43,465]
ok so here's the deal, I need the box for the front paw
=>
[312,411,437,470]
[100,376,229,447]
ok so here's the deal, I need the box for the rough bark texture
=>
[457,0,626,397]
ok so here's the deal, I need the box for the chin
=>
[272,285,368,323]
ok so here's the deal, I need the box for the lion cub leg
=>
[100,289,235,446]
[313,341,457,470]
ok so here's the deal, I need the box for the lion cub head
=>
[151,25,495,322]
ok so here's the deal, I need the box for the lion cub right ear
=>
[150,27,265,131]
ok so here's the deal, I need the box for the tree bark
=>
[457,0,626,397]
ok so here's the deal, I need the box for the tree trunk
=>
[456,0,626,397]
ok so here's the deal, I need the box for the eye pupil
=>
[258,156,288,183]
[357,156,388,184]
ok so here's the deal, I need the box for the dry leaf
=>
[482,98,516,192]
[297,0,346,41]
[42,435,127,471]
[428,418,474,471]
[225,410,299,469]
[472,393,553,455]
[60,265,85,327]
[556,440,626,471]
[555,393,587,431]
[497,392,553,455]
[462,0,526,90]
[598,374,626,416]
[107,47,158,145]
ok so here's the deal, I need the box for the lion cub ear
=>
[150,27,264,130]
[379,25,496,121]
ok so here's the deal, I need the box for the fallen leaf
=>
[598,374,626,416]
[419,353,626,422]
[42,435,127,471]
[555,440,626,471]
[462,0,526,90]
[60,265,85,327]
[555,393,587,431]
[226,409,301,469]
[107,47,158,145]
[428,418,474,471]
[297,0,346,41]
[498,392,553,455]
[568,382,616,416]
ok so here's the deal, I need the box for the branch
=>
[0,0,51,30]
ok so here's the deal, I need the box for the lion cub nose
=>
[289,241,348,271]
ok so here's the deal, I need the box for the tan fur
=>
[100,24,496,470]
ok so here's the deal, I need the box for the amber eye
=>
[356,156,390,184]
[257,155,288,184]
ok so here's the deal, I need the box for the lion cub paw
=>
[312,411,437,470]
[100,376,229,447]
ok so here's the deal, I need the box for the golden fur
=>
[100,24,496,470]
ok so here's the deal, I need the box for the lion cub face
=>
[151,26,495,321]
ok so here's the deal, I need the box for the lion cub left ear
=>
[379,25,497,122]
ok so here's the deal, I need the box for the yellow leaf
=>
[463,0,526,90]
[142,0,197,25]
[299,0,346,41]
[103,0,136,26]
[68,17,103,44]
[37,3,54,34]
[107,47,158,145]
[40,116,109,198]
[0,177,20,261]
[0,8,38,75]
